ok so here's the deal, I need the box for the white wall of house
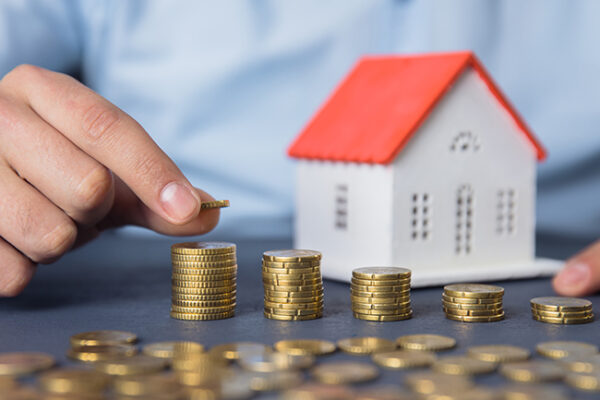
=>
[391,67,537,278]
[294,160,395,281]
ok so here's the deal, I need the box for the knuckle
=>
[74,165,113,211]
[131,154,167,184]
[35,222,77,263]
[0,258,34,297]
[81,103,122,142]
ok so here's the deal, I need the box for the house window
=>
[335,184,348,230]
[496,189,516,235]
[410,193,431,241]
[450,131,480,152]
[455,185,474,255]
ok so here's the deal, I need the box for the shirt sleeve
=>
[0,0,81,77]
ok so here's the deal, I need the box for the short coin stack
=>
[351,267,413,321]
[530,297,594,324]
[171,242,237,321]
[442,283,505,322]
[262,250,323,321]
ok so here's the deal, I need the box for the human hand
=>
[553,240,600,296]
[0,65,219,296]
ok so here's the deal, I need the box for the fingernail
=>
[555,262,590,289]
[160,182,200,223]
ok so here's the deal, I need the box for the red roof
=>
[288,51,546,164]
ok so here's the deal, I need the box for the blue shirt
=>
[2,0,600,242]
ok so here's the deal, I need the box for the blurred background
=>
[1,0,599,258]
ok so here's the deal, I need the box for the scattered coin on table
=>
[337,337,396,355]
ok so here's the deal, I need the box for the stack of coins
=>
[530,297,594,325]
[442,283,505,322]
[350,267,412,321]
[171,242,237,321]
[262,250,323,321]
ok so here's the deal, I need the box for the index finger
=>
[5,65,200,225]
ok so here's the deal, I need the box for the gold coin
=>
[536,341,599,360]
[532,313,594,324]
[172,266,237,276]
[441,294,502,304]
[170,304,236,314]
[442,300,503,311]
[530,296,592,312]
[262,266,321,275]
[443,307,504,317]
[282,383,354,400]
[142,341,205,359]
[372,350,436,369]
[502,384,569,400]
[432,355,497,375]
[263,249,322,262]
[565,371,600,392]
[171,242,236,255]
[350,289,411,299]
[350,284,410,293]
[0,352,55,376]
[467,345,530,363]
[262,277,322,287]
[264,307,322,316]
[351,295,411,304]
[351,277,411,287]
[170,352,227,372]
[352,267,411,280]
[172,298,236,308]
[499,361,564,382]
[560,353,600,373]
[93,355,167,376]
[113,373,180,396]
[209,342,272,361]
[443,283,504,299]
[200,200,230,209]
[238,351,315,372]
[274,339,336,356]
[171,279,236,288]
[171,253,236,262]
[445,312,505,323]
[171,260,237,268]
[263,312,322,321]
[38,368,110,394]
[262,284,322,293]
[353,311,413,322]
[531,308,591,318]
[172,272,236,282]
[171,289,237,298]
[311,361,379,384]
[263,287,323,296]
[262,272,322,281]
[67,344,137,362]
[70,330,138,347]
[247,370,304,392]
[396,334,456,352]
[263,260,321,269]
[350,307,411,316]
[170,311,234,321]
[404,371,473,394]
[352,301,411,311]
[264,295,323,305]
[337,337,396,355]
[264,300,323,310]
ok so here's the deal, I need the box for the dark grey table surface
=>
[1,232,598,399]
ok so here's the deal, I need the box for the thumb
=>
[101,177,220,236]
[552,240,600,296]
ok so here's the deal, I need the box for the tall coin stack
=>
[351,267,413,321]
[170,242,237,321]
[262,250,323,321]
[443,283,505,322]
[530,296,594,324]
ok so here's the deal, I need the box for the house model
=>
[287,51,562,287]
